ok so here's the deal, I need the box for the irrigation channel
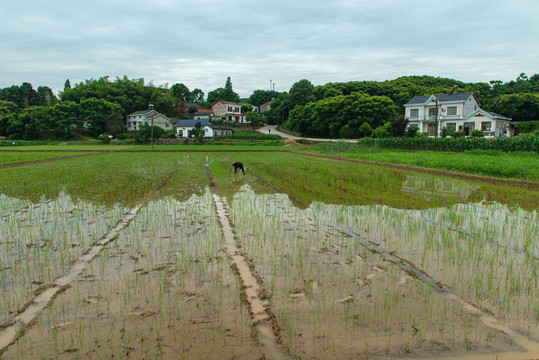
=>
[0,154,190,355]
[0,151,537,359]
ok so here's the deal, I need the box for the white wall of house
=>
[463,96,480,116]
[126,112,173,131]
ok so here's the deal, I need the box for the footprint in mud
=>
[289,288,307,298]
[179,291,199,302]
[127,308,156,319]
[53,322,76,331]
[398,276,412,285]
[337,295,354,304]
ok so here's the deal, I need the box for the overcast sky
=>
[1,0,538,98]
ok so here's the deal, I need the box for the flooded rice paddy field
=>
[0,151,537,359]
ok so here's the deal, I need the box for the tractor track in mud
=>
[0,152,107,170]
[0,154,191,356]
[204,153,292,360]
[244,163,539,355]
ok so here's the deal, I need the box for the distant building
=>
[211,101,247,124]
[126,106,174,131]
[404,91,513,137]
[174,119,232,138]
[260,100,272,113]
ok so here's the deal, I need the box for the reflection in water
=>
[401,175,479,203]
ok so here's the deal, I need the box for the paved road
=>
[256,125,358,143]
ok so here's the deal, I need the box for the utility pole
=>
[151,116,154,151]
[435,97,439,138]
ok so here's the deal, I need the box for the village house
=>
[211,100,247,124]
[404,91,513,137]
[174,119,232,139]
[126,106,175,131]
[260,100,272,114]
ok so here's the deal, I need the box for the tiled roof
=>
[405,92,475,105]
[174,119,209,127]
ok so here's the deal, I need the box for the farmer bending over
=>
[232,161,245,175]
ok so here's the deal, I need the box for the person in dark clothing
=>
[232,161,245,175]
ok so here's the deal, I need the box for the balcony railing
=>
[407,114,464,121]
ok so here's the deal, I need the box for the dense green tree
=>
[491,93,539,122]
[248,89,280,108]
[288,79,316,110]
[191,88,205,102]
[264,92,290,125]
[282,92,397,138]
[171,83,191,101]
[208,77,240,104]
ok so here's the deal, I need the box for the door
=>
[427,124,436,137]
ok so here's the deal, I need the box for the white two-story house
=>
[126,106,175,131]
[404,91,513,137]
[211,101,247,124]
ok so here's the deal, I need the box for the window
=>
[409,109,419,119]
[179,130,183,137]
[165,123,169,128]
[481,122,492,131]
[447,106,457,116]
[446,123,456,131]
[429,108,438,117]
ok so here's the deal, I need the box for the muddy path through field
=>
[0,155,190,356]
[205,153,293,359]
[0,152,106,170]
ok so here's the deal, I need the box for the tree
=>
[248,89,280,108]
[390,118,409,137]
[246,112,264,127]
[208,78,240,103]
[191,88,204,102]
[171,83,191,101]
[358,122,372,137]
[491,93,539,122]
[282,92,397,138]
[190,121,205,144]
[64,79,71,90]
[288,79,316,110]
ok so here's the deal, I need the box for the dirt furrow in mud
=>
[245,165,539,358]
[0,154,190,355]
[0,152,106,170]
[205,153,292,360]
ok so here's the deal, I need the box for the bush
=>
[471,129,485,137]
[514,120,539,134]
[371,122,394,138]
[358,123,372,138]
[452,131,466,138]
[405,125,420,138]
[116,132,134,140]
[98,133,111,143]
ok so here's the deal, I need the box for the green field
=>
[0,151,537,359]
[308,143,539,183]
